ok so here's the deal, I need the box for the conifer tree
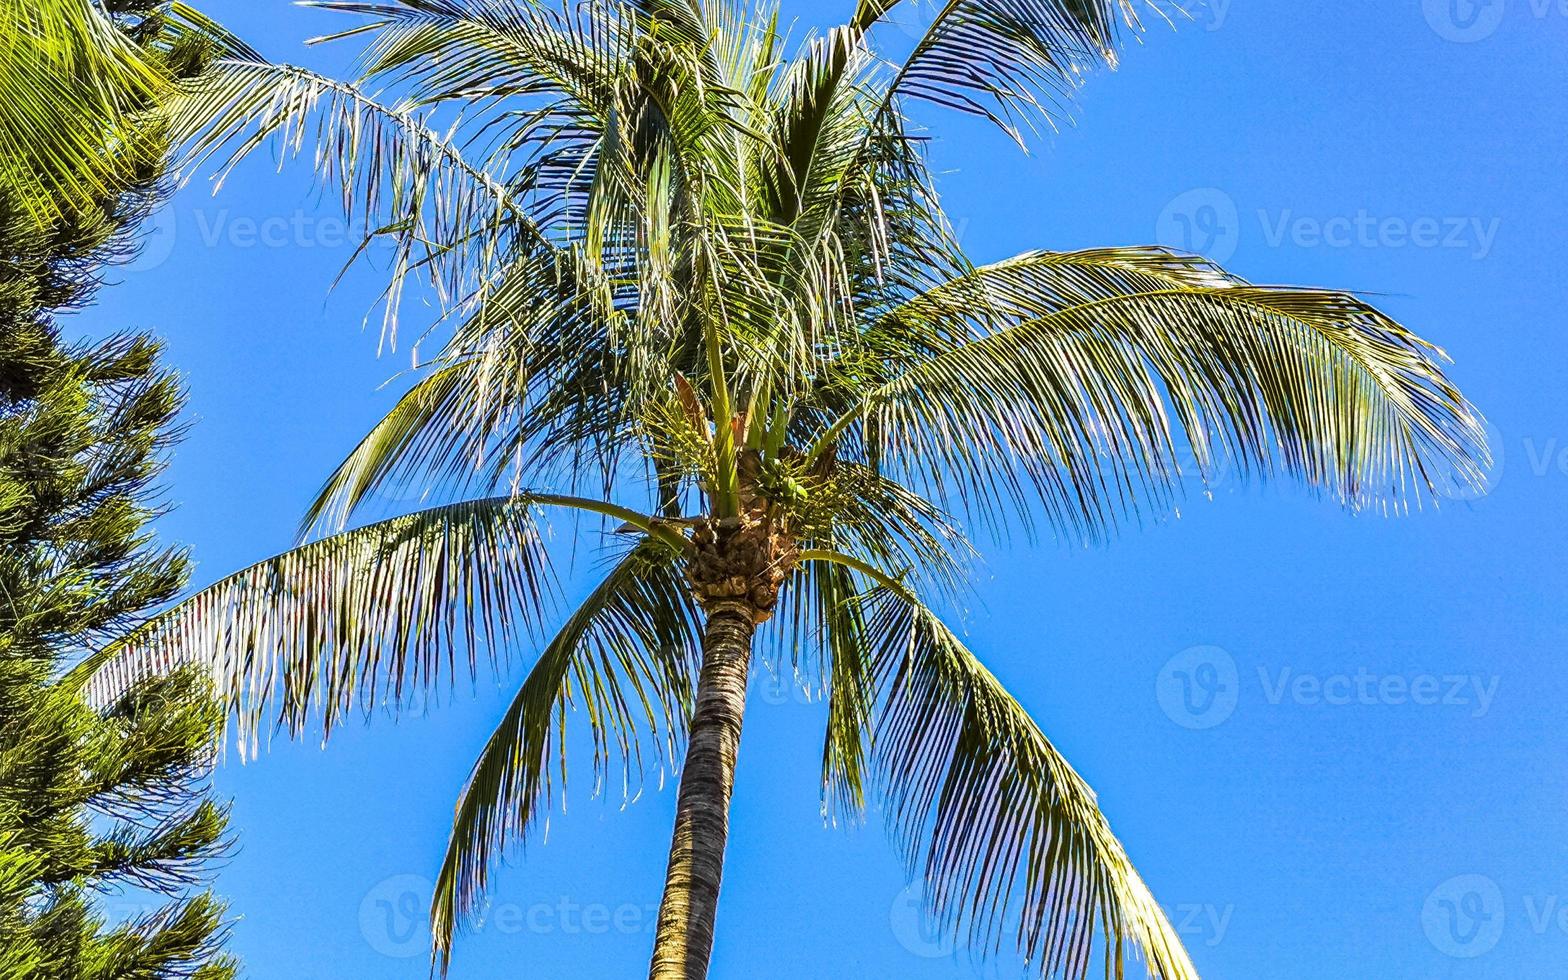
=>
[0,3,238,977]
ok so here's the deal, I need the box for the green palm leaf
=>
[162,51,558,347]
[84,497,554,753]
[0,0,171,226]
[814,246,1487,542]
[853,583,1197,979]
[874,0,1157,142]
[430,537,699,967]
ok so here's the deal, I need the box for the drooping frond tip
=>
[860,588,1198,979]
[823,247,1488,545]
[429,538,701,972]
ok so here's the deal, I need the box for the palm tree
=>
[91,1,1488,977]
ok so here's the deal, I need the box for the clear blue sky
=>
[71,2,1568,977]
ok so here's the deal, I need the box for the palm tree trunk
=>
[647,598,756,979]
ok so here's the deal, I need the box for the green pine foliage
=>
[0,4,238,978]
[0,329,236,980]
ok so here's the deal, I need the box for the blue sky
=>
[71,1,1568,977]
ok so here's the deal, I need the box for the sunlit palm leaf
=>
[855,585,1197,980]
[162,52,556,346]
[876,0,1159,142]
[430,537,699,968]
[84,497,554,754]
[815,247,1488,542]
[811,559,873,818]
[0,0,170,225]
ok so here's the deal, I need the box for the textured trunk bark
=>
[647,598,756,979]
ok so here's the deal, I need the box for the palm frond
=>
[300,252,591,532]
[877,0,1161,143]
[430,538,700,970]
[84,497,555,754]
[792,459,976,603]
[813,246,1488,543]
[855,585,1197,979]
[0,0,171,226]
[162,53,557,347]
[812,558,873,818]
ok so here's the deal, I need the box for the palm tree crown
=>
[89,0,1487,977]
